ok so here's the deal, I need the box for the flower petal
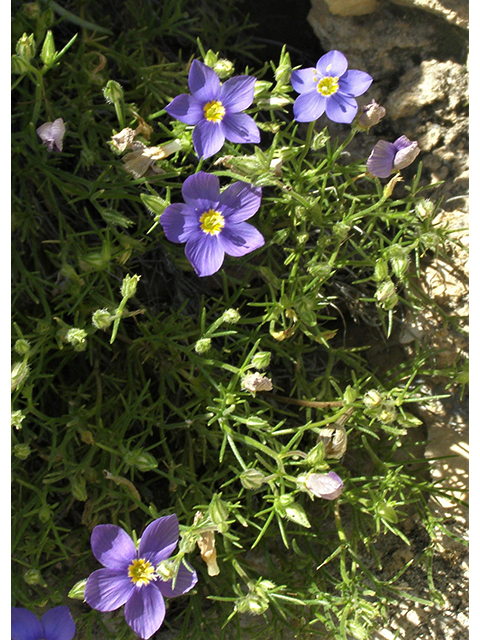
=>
[393,137,420,170]
[188,59,220,102]
[290,67,317,94]
[181,171,220,208]
[90,524,136,570]
[185,233,225,277]
[325,92,359,124]
[85,568,135,611]
[124,583,166,640]
[316,50,348,78]
[221,113,260,145]
[157,561,198,598]
[218,222,265,257]
[41,607,76,640]
[192,120,226,159]
[338,70,373,97]
[306,471,344,500]
[220,75,256,112]
[219,181,262,223]
[293,91,326,123]
[366,140,396,178]
[164,94,204,125]
[161,203,199,243]
[11,607,42,640]
[138,515,179,566]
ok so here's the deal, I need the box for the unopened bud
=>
[374,259,389,282]
[70,474,88,501]
[68,578,87,600]
[240,468,266,490]
[40,30,56,66]
[156,559,176,581]
[213,58,235,80]
[11,360,30,392]
[304,471,344,500]
[415,198,435,219]
[12,409,26,430]
[387,245,410,279]
[222,308,241,323]
[209,494,229,533]
[121,274,140,298]
[16,33,36,62]
[251,351,271,370]
[375,279,398,310]
[24,569,46,587]
[14,339,31,356]
[195,337,211,354]
[343,385,357,404]
[66,327,87,352]
[103,80,124,105]
[13,443,31,460]
[124,450,158,472]
[92,308,115,329]
[363,389,383,408]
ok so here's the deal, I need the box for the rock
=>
[390,0,468,29]
[323,0,379,15]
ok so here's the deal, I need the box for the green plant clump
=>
[12,1,467,639]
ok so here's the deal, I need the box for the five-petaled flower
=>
[367,135,420,178]
[36,118,66,152]
[290,50,372,124]
[11,606,76,640]
[305,471,344,500]
[84,514,197,640]
[160,171,264,277]
[165,60,260,159]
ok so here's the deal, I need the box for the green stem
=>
[298,121,316,163]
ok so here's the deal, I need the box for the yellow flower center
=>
[315,75,339,96]
[199,209,225,236]
[128,558,155,587]
[203,100,226,123]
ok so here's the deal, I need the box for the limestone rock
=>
[390,0,468,29]
[324,0,379,15]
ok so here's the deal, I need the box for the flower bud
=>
[303,442,326,468]
[103,80,124,105]
[356,99,386,130]
[240,468,266,490]
[36,118,66,153]
[375,279,398,310]
[274,49,292,86]
[68,578,87,600]
[376,502,398,523]
[213,58,235,80]
[121,274,140,298]
[209,494,230,533]
[40,30,56,66]
[387,245,410,279]
[304,471,344,500]
[374,259,389,282]
[70,474,88,501]
[12,55,33,74]
[251,351,271,370]
[66,327,87,352]
[38,505,52,523]
[415,198,435,219]
[14,339,31,356]
[11,360,30,392]
[124,450,158,472]
[235,591,270,616]
[141,193,168,218]
[363,389,383,409]
[343,385,357,404]
[284,501,311,528]
[23,569,46,587]
[156,559,176,581]
[92,308,115,329]
[195,337,212,354]
[12,409,26,430]
[16,33,36,62]
[222,308,241,324]
[13,443,31,460]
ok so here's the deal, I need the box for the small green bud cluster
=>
[363,390,398,424]
[92,308,115,330]
[12,409,26,430]
[16,33,36,62]
[11,360,30,392]
[250,351,271,370]
[121,274,141,298]
[195,337,212,354]
[235,580,276,616]
[240,468,266,490]
[66,328,88,352]
[375,279,398,310]
[275,494,311,528]
[13,443,31,460]
[209,493,230,533]
[124,450,158,472]
[221,308,241,324]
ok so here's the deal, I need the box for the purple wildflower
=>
[165,60,260,159]
[291,50,372,124]
[367,135,420,178]
[36,118,66,152]
[11,606,76,640]
[84,514,197,640]
[305,471,344,500]
[160,171,264,277]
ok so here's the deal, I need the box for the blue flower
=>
[160,171,264,277]
[367,136,420,178]
[11,606,76,640]
[84,515,197,640]
[291,50,372,124]
[36,118,66,152]
[165,60,260,159]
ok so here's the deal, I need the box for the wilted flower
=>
[122,140,182,178]
[160,171,264,277]
[193,511,220,576]
[36,118,66,152]
[367,135,420,178]
[165,59,260,159]
[291,50,372,124]
[356,99,386,130]
[11,606,76,640]
[111,127,138,152]
[241,372,273,394]
[305,471,344,500]
[85,515,197,639]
